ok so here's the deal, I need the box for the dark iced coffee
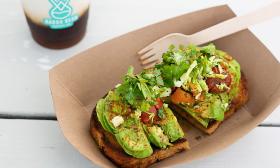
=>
[22,0,90,49]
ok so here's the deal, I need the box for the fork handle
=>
[187,1,280,45]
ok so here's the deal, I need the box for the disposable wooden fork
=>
[138,1,280,69]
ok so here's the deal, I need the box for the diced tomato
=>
[140,112,150,124]
[224,74,232,86]
[155,98,163,110]
[140,106,159,124]
[212,66,220,74]
[206,74,232,93]
[149,106,157,113]
[206,78,222,93]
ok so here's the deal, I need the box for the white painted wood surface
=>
[0,119,279,168]
[0,0,279,119]
[263,105,280,125]
[0,1,280,168]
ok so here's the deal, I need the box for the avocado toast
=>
[90,43,248,167]
[155,44,248,134]
[90,66,189,168]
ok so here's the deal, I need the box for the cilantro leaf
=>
[159,62,189,87]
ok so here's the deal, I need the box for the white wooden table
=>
[0,0,279,167]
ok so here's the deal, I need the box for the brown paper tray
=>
[49,5,280,168]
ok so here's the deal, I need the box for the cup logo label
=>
[43,0,79,29]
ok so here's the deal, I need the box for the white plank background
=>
[0,0,279,119]
[0,0,280,168]
[0,119,279,168]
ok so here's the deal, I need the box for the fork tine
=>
[138,33,176,55]
[143,62,157,69]
[139,49,155,60]
[143,59,161,69]
[141,55,159,65]
[138,45,153,55]
[138,34,169,55]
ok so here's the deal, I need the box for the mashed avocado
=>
[157,44,242,128]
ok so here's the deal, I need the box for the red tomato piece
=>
[224,74,232,86]
[140,112,150,124]
[212,66,220,74]
[155,98,163,110]
[140,106,159,124]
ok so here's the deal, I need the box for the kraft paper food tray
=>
[49,5,280,168]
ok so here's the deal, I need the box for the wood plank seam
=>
[0,114,56,120]
[1,115,280,127]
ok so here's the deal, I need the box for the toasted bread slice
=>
[90,108,190,168]
[170,74,248,135]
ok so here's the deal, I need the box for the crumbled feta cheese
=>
[174,80,183,87]
[111,116,124,127]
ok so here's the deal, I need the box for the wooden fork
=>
[138,1,280,69]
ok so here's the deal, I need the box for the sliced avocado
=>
[96,99,117,133]
[209,96,224,121]
[159,107,184,142]
[228,59,241,99]
[103,111,117,133]
[115,117,153,158]
[202,94,226,121]
[106,91,130,115]
[178,93,226,127]
[96,91,131,133]
[109,101,130,115]
[96,99,110,131]
[143,125,171,149]
[106,91,120,101]
[195,94,225,122]
[178,104,210,128]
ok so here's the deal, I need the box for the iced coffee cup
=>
[22,0,90,49]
